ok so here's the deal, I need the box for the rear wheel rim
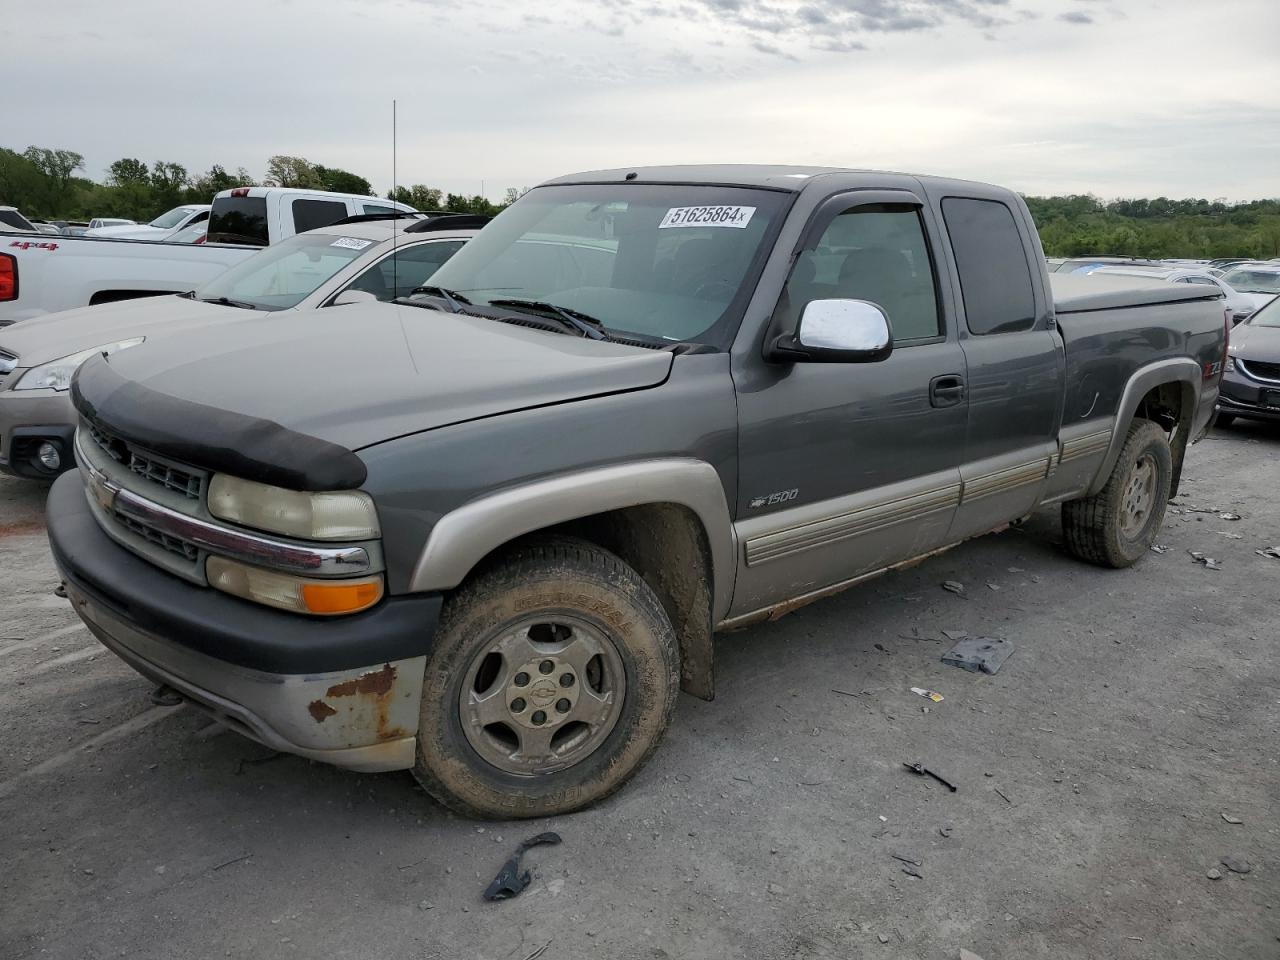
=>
[459,614,626,777]
[1119,452,1157,540]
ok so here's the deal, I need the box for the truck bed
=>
[1051,272,1221,313]
[1049,272,1225,494]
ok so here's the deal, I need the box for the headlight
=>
[207,474,380,541]
[207,556,383,615]
[13,338,144,391]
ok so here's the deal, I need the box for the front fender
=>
[407,458,737,623]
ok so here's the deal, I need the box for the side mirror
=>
[769,299,893,363]
[330,288,379,307]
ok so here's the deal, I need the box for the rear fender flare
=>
[1088,358,1201,495]
[408,459,736,623]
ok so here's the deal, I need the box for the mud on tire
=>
[1062,418,1172,568]
[412,536,679,819]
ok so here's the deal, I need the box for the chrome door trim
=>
[742,477,961,567]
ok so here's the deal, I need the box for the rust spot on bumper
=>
[310,664,406,740]
[325,663,396,698]
[308,700,338,722]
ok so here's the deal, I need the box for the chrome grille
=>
[110,509,200,562]
[87,421,204,500]
[1238,358,1280,383]
[128,450,203,499]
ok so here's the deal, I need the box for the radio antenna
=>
[392,98,398,298]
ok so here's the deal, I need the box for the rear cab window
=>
[207,196,269,246]
[292,199,349,235]
[941,197,1037,335]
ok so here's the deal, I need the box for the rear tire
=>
[1062,418,1171,568]
[412,536,679,819]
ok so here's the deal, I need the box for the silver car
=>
[0,215,480,479]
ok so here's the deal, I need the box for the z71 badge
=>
[749,488,799,509]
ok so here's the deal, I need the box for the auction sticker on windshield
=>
[330,237,374,250]
[659,206,755,229]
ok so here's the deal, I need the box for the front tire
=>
[1062,418,1172,568]
[412,537,679,819]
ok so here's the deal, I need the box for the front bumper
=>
[47,470,443,772]
[1218,367,1280,423]
[0,386,76,479]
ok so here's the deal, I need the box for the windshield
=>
[422,183,789,345]
[1249,296,1280,328]
[149,206,196,229]
[1222,267,1280,295]
[193,232,378,310]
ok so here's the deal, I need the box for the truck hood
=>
[0,296,236,367]
[1230,320,1280,363]
[95,302,674,452]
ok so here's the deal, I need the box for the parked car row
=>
[0,187,417,324]
[1046,255,1280,324]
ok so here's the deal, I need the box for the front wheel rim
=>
[1119,452,1158,540]
[459,614,627,777]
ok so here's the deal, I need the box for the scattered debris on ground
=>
[942,580,966,596]
[910,687,944,703]
[482,832,563,901]
[1221,813,1243,825]
[1207,868,1223,880]
[942,636,1014,675]
[1220,856,1251,875]
[903,761,957,792]
[1150,544,1169,554]
[1255,546,1280,560]
[1188,551,1222,571]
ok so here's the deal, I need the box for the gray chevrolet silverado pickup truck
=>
[47,166,1230,818]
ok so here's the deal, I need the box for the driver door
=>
[729,192,968,618]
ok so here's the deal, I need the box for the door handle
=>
[929,374,966,408]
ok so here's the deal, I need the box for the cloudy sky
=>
[7,0,1278,201]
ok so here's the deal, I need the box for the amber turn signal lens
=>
[301,579,383,615]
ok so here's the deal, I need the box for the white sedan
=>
[86,204,210,241]
[1218,263,1280,314]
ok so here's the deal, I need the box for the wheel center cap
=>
[529,679,558,705]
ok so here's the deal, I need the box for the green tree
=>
[0,148,48,212]
[107,158,150,186]
[264,155,322,189]
[314,165,371,196]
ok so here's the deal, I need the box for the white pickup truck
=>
[0,188,414,324]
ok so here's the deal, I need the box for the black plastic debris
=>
[942,636,1014,675]
[483,832,562,901]
[903,761,957,792]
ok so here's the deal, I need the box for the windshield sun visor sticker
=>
[658,206,756,229]
[331,237,375,250]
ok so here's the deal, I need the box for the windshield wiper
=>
[198,296,258,310]
[409,285,472,313]
[488,298,608,340]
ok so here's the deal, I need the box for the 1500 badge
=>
[749,488,799,509]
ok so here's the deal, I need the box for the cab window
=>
[777,205,941,342]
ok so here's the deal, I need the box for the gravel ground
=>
[2,422,1278,960]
